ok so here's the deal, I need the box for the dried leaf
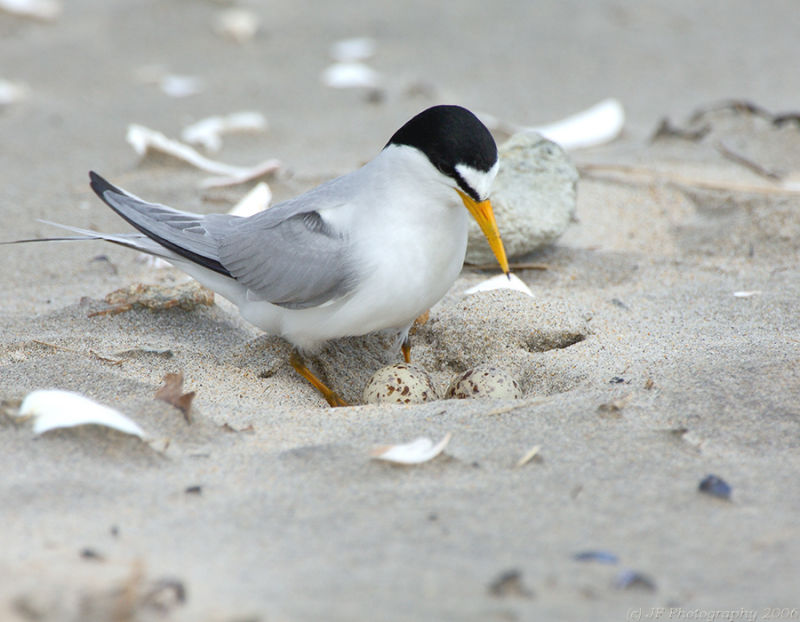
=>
[80,548,105,562]
[221,422,255,434]
[155,373,195,422]
[488,569,534,598]
[16,390,147,438]
[370,432,451,464]
[90,281,215,316]
[78,561,186,620]
[597,393,632,416]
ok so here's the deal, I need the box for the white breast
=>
[274,145,470,350]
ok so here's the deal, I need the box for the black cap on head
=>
[386,105,498,200]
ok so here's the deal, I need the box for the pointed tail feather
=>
[1,220,176,260]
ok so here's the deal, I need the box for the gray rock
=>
[466,132,578,264]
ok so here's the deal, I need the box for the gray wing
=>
[90,172,358,309]
[90,171,234,275]
[218,180,358,309]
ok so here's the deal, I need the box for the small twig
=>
[579,163,800,195]
[89,350,125,366]
[32,340,125,366]
[688,99,774,124]
[773,113,800,127]
[33,339,70,352]
[484,397,546,417]
[514,444,542,468]
[651,118,710,142]
[467,262,550,272]
[113,560,144,622]
[714,140,784,181]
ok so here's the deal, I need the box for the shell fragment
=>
[481,98,625,150]
[181,112,268,153]
[464,273,533,297]
[370,432,452,464]
[126,124,280,188]
[16,389,147,438]
[0,0,61,19]
[321,62,381,89]
[329,37,376,62]
[228,182,272,217]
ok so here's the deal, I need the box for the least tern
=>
[20,105,510,406]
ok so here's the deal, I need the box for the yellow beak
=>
[456,189,510,275]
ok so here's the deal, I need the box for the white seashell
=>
[533,98,625,150]
[464,273,533,297]
[480,99,625,151]
[0,79,29,106]
[214,8,260,43]
[329,37,376,62]
[181,111,267,153]
[159,74,204,98]
[0,0,60,20]
[200,159,281,189]
[733,290,761,298]
[370,432,452,464]
[126,124,280,188]
[127,124,218,168]
[228,182,272,217]
[321,62,381,89]
[17,389,147,438]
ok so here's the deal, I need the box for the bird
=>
[16,105,510,406]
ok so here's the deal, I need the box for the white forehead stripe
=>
[455,161,499,200]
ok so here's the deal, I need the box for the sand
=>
[1,1,799,620]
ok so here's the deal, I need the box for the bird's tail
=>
[1,220,180,262]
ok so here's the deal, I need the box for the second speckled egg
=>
[446,366,523,400]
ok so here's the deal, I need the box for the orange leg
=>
[401,337,411,363]
[289,349,349,407]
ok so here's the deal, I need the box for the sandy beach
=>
[2,1,799,620]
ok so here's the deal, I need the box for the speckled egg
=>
[446,366,523,400]
[362,364,439,405]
